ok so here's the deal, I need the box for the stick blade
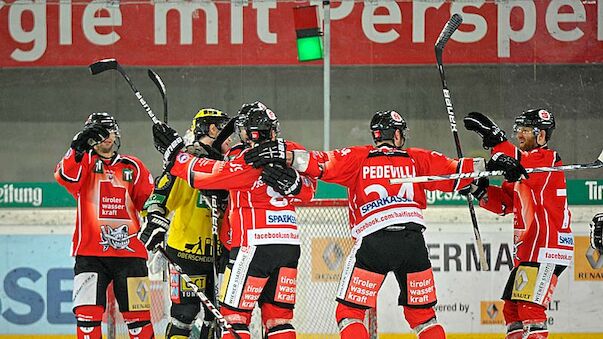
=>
[89,58,118,75]
[147,69,166,94]
[435,13,463,51]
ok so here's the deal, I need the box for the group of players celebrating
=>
[55,101,603,339]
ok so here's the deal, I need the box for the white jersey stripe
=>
[336,238,362,300]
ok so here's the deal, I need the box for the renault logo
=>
[515,269,528,291]
[322,242,345,271]
[586,247,603,269]
[486,303,499,319]
[137,281,149,302]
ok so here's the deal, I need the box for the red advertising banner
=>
[0,1,601,67]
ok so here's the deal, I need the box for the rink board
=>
[1,222,602,336]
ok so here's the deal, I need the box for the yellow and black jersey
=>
[152,173,215,259]
[145,142,226,261]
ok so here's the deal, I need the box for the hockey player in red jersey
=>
[152,103,316,339]
[217,102,256,277]
[54,112,155,339]
[464,109,573,339]
[244,110,527,339]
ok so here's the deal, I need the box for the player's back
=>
[315,144,474,239]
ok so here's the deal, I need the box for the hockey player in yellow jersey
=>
[139,108,230,339]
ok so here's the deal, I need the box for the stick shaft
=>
[435,14,489,271]
[147,69,168,123]
[390,160,603,184]
[113,63,160,125]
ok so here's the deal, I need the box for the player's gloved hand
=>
[459,177,489,201]
[153,123,185,166]
[487,152,528,182]
[261,163,302,196]
[244,138,287,168]
[463,112,507,149]
[71,123,110,160]
[589,213,603,253]
[138,213,170,251]
[148,248,167,274]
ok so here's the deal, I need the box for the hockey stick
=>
[390,150,603,184]
[147,69,168,124]
[212,117,236,152]
[435,14,489,271]
[155,246,242,339]
[202,194,223,339]
[89,58,161,125]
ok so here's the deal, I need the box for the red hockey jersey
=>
[219,142,246,251]
[480,141,573,267]
[302,145,478,239]
[55,149,154,258]
[170,141,316,248]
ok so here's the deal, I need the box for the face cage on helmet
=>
[85,117,121,152]
[245,119,279,144]
[247,128,273,143]
[193,117,229,140]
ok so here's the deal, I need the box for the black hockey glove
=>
[138,212,170,251]
[71,123,110,161]
[463,112,507,149]
[487,152,528,182]
[152,123,185,166]
[589,213,603,253]
[244,138,287,168]
[459,177,489,201]
[261,163,302,196]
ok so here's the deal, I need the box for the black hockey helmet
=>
[85,112,119,132]
[85,112,120,150]
[237,101,265,128]
[513,108,555,141]
[191,108,229,140]
[370,110,408,143]
[245,104,280,143]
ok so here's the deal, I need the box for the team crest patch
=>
[99,224,136,252]
[266,109,277,120]
[122,168,133,182]
[538,110,551,120]
[177,153,190,163]
[93,159,104,173]
[390,111,403,122]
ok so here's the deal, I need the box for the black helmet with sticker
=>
[245,104,280,143]
[85,112,120,150]
[370,110,408,143]
[513,108,556,141]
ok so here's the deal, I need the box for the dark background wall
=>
[1,64,602,181]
